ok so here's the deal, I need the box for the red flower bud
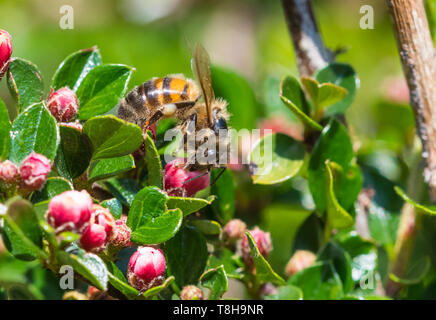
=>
[180,285,204,300]
[0,160,19,183]
[19,152,51,190]
[164,159,210,197]
[0,29,12,80]
[240,227,272,268]
[47,190,93,232]
[127,246,166,293]
[285,250,316,276]
[47,87,79,122]
[223,219,247,242]
[109,218,132,248]
[80,205,115,252]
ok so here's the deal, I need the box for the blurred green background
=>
[0,0,419,298]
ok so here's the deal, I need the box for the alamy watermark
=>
[59,5,74,30]
[360,5,374,30]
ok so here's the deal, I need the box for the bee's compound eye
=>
[162,103,177,116]
[213,117,228,134]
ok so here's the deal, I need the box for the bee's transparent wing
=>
[191,43,214,126]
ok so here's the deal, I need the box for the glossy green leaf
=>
[88,155,135,183]
[55,124,93,180]
[368,202,399,246]
[7,58,44,113]
[101,198,123,219]
[57,248,108,291]
[390,256,431,285]
[9,102,59,164]
[301,77,347,115]
[200,265,228,300]
[265,285,303,300]
[30,177,73,204]
[207,248,243,279]
[308,119,361,213]
[315,63,358,117]
[245,231,286,286]
[164,226,209,288]
[103,178,142,206]
[83,115,143,160]
[280,75,322,131]
[144,133,163,189]
[250,133,305,185]
[127,187,182,244]
[394,186,436,215]
[211,169,235,223]
[106,262,140,299]
[0,98,10,160]
[52,46,102,91]
[211,65,258,130]
[188,219,222,236]
[1,198,44,261]
[167,195,215,217]
[77,64,133,120]
[143,276,175,298]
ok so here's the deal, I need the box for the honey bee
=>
[117,75,201,130]
[177,44,230,173]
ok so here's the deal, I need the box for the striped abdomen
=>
[117,77,200,128]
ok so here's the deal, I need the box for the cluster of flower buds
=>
[46,190,131,253]
[180,285,204,300]
[127,246,166,293]
[0,29,12,80]
[0,152,51,191]
[164,158,210,197]
[240,226,273,270]
[285,250,316,276]
[46,87,79,122]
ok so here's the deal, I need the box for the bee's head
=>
[212,117,228,135]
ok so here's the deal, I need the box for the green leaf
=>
[207,248,243,279]
[315,63,358,117]
[83,115,143,160]
[200,265,228,300]
[88,155,135,183]
[211,65,258,130]
[325,162,354,229]
[368,202,399,246]
[308,119,361,213]
[389,256,431,285]
[7,58,44,113]
[301,77,347,115]
[57,248,108,291]
[2,198,44,261]
[52,46,102,91]
[250,133,305,185]
[76,64,133,120]
[265,285,303,300]
[0,98,10,160]
[101,198,123,220]
[103,178,142,206]
[280,75,322,131]
[245,231,286,286]
[143,276,175,298]
[188,219,222,236]
[55,124,93,180]
[289,262,343,300]
[211,169,235,224]
[164,226,209,288]
[106,262,140,299]
[394,186,436,215]
[144,133,163,189]
[167,195,215,217]
[127,187,182,244]
[30,177,73,204]
[9,102,59,164]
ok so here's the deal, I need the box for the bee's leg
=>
[173,101,196,110]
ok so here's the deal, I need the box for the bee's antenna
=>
[210,167,227,186]
[183,171,209,185]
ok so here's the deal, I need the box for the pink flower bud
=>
[0,160,19,183]
[19,152,51,190]
[240,227,273,268]
[285,250,316,276]
[109,218,132,248]
[164,159,210,197]
[180,285,204,300]
[127,246,166,293]
[47,190,93,232]
[223,219,247,242]
[80,205,115,252]
[0,30,12,80]
[46,87,79,122]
